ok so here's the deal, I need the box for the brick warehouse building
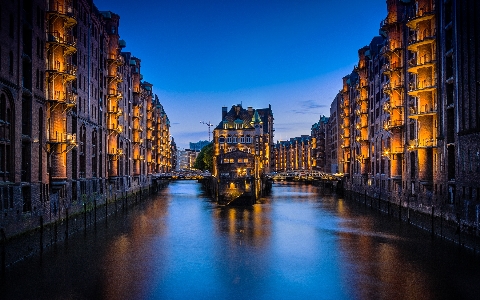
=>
[335,0,480,227]
[0,0,174,238]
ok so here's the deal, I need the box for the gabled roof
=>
[216,104,272,131]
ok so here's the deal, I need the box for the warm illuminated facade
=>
[0,0,173,238]
[311,116,329,172]
[336,0,480,227]
[274,135,312,172]
[212,104,274,203]
[328,93,342,174]
[213,104,274,179]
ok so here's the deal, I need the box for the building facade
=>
[213,104,274,179]
[0,0,173,238]
[274,135,312,172]
[335,0,480,227]
[328,93,342,174]
[311,116,329,172]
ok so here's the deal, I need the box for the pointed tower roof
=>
[251,110,263,124]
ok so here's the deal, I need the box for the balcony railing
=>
[384,119,404,130]
[46,31,77,54]
[408,56,436,73]
[408,104,437,118]
[47,132,76,144]
[107,88,122,99]
[408,79,436,93]
[107,124,123,134]
[47,0,76,27]
[408,30,436,50]
[412,138,437,148]
[406,5,435,29]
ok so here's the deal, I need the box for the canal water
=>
[1,181,479,299]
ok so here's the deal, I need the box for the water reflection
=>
[1,181,479,300]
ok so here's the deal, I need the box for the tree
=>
[193,142,213,172]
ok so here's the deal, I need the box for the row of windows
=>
[220,146,252,154]
[223,158,249,164]
[219,136,253,144]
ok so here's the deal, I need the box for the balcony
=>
[408,79,436,96]
[47,132,76,144]
[383,102,391,112]
[133,137,144,144]
[46,60,77,82]
[108,73,123,83]
[382,43,403,56]
[383,81,403,95]
[107,124,123,134]
[47,90,76,108]
[412,138,437,149]
[408,32,436,51]
[384,146,405,156]
[355,134,368,143]
[107,107,123,116]
[134,155,145,161]
[107,89,122,100]
[46,31,76,55]
[355,122,367,129]
[380,15,397,30]
[406,7,435,29]
[108,148,124,161]
[47,0,77,28]
[383,62,402,75]
[107,54,124,66]
[408,57,436,73]
[384,119,404,130]
[355,109,368,116]
[408,104,437,119]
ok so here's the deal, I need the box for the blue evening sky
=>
[94,0,387,149]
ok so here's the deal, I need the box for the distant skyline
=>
[94,0,387,149]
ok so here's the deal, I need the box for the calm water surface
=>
[1,181,479,299]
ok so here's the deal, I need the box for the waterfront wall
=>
[342,187,480,254]
[0,179,169,272]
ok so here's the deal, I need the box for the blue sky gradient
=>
[94,0,387,149]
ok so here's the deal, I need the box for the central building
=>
[212,104,274,204]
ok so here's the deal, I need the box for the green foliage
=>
[193,142,213,172]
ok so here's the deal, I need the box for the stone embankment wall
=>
[342,189,480,254]
[0,180,169,273]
